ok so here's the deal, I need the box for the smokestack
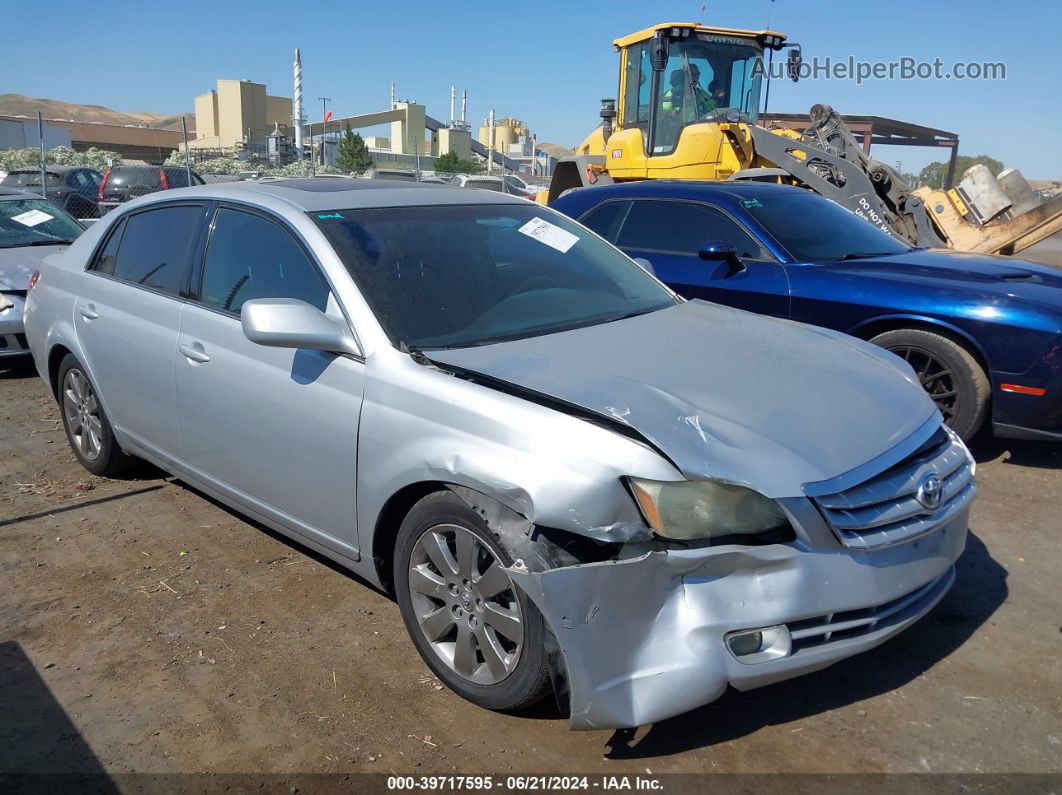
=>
[293,48,304,153]
[487,108,495,174]
[461,89,467,124]
[450,85,456,124]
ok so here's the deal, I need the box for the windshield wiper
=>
[23,239,76,246]
[831,247,921,261]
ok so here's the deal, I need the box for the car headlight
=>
[627,478,789,541]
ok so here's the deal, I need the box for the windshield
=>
[0,199,84,249]
[649,34,764,155]
[743,192,912,262]
[313,204,676,350]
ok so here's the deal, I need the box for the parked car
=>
[2,166,103,219]
[97,165,204,214]
[552,181,1062,442]
[502,174,544,198]
[25,179,973,730]
[451,174,507,192]
[364,168,417,182]
[1,188,84,358]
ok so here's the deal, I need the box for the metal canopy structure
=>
[762,112,961,186]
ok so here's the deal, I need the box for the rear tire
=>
[57,354,136,476]
[394,490,553,712]
[869,328,990,441]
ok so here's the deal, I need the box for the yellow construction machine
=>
[545,22,1062,255]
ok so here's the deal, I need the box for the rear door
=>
[594,198,791,318]
[174,204,364,554]
[75,203,205,459]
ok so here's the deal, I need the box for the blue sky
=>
[2,0,1059,177]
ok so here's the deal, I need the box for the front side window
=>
[313,204,675,350]
[616,200,769,260]
[108,205,201,295]
[0,199,84,249]
[742,193,911,262]
[199,208,328,315]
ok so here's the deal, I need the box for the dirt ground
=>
[2,249,1061,776]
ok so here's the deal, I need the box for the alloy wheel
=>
[62,368,103,461]
[889,345,959,421]
[407,524,524,685]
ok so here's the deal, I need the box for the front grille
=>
[810,428,975,549]
[787,567,954,652]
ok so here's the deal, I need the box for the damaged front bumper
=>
[508,503,968,730]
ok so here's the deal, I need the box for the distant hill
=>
[538,142,572,158]
[0,93,193,132]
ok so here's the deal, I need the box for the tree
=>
[337,124,372,172]
[434,150,482,174]
[917,154,1004,189]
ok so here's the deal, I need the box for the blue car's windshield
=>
[0,199,84,249]
[742,192,912,262]
[313,204,676,350]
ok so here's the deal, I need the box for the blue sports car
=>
[551,181,1062,441]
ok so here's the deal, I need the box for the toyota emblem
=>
[916,473,943,510]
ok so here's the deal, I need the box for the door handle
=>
[179,343,211,364]
[78,304,98,320]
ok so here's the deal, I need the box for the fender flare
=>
[847,313,993,375]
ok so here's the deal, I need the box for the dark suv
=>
[98,165,204,214]
[1,167,102,218]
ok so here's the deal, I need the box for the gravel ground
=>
[1,350,1060,779]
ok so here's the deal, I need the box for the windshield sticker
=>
[12,209,54,227]
[518,217,579,253]
[317,212,344,220]
[742,198,763,209]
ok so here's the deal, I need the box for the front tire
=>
[57,354,135,476]
[394,491,553,712]
[869,328,990,441]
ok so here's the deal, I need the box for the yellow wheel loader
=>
[546,22,1062,255]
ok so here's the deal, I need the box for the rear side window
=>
[198,208,328,315]
[107,205,202,295]
[616,199,769,260]
[579,200,629,243]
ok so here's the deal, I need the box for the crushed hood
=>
[429,301,937,497]
[0,245,68,291]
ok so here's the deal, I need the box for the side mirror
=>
[787,45,803,82]
[241,298,361,356]
[698,240,745,274]
[632,257,656,276]
[649,31,670,72]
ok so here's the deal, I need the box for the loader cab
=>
[610,24,787,178]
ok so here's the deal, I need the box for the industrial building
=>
[0,114,184,163]
[192,79,292,154]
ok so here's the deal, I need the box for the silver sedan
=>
[23,179,974,729]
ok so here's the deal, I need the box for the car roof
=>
[6,165,84,175]
[128,177,530,212]
[555,179,808,209]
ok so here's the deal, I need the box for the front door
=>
[611,198,791,318]
[175,206,364,555]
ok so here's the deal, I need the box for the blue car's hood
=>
[430,300,937,497]
[819,248,1062,308]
